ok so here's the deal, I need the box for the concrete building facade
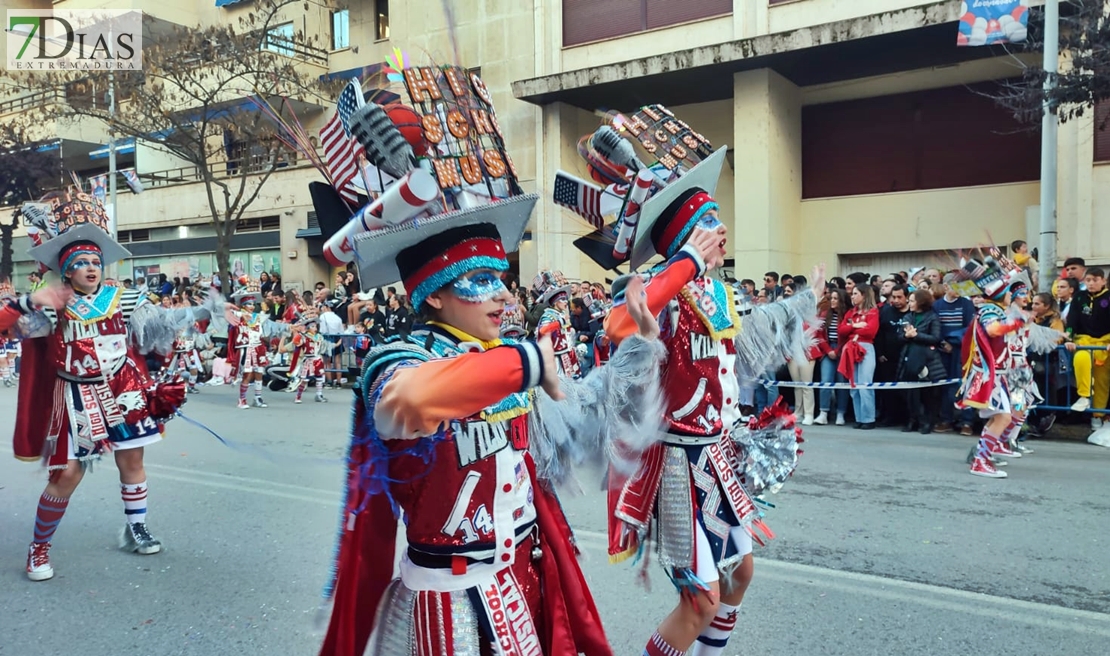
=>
[3,0,1106,292]
[514,0,1110,282]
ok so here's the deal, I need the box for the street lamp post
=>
[1039,0,1060,292]
[107,66,118,281]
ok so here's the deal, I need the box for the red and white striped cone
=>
[322,168,440,266]
[612,168,654,260]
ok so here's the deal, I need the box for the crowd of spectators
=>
[8,241,1106,435]
[755,245,1108,438]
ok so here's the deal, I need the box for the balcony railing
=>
[259,33,330,66]
[0,89,66,116]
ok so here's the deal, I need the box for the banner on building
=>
[121,168,144,194]
[957,1,1028,46]
[89,174,108,202]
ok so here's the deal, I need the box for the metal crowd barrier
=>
[1034,344,1110,414]
[321,333,373,380]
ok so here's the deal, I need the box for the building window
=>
[1094,100,1110,162]
[119,229,150,243]
[562,0,731,47]
[331,9,349,50]
[263,23,295,57]
[376,0,390,41]
[802,83,1040,198]
[235,216,282,233]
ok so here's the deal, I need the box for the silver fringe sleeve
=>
[529,335,667,489]
[733,287,819,381]
[1026,322,1066,355]
[129,293,221,355]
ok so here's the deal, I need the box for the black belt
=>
[408,548,494,569]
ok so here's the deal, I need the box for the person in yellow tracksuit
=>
[1066,267,1110,427]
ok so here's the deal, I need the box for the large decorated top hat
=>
[532,270,571,305]
[296,307,320,327]
[953,257,1032,301]
[23,189,130,275]
[230,278,262,306]
[553,104,726,271]
[308,63,535,311]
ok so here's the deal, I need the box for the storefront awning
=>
[89,138,136,159]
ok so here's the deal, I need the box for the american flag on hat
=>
[553,171,604,229]
[320,79,365,204]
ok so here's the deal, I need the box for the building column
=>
[732,68,803,277]
[1056,109,1095,266]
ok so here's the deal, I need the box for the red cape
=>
[12,337,52,462]
[320,401,612,656]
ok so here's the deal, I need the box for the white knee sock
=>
[689,602,741,656]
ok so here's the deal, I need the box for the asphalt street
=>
[1,383,1108,656]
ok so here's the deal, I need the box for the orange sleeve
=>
[0,304,20,334]
[373,342,542,439]
[604,250,700,345]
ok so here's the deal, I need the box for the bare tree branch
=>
[4,0,343,292]
[991,1,1110,126]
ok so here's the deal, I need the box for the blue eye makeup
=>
[696,213,722,231]
[68,259,103,272]
[452,271,507,303]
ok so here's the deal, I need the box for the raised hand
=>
[30,284,73,310]
[811,263,827,291]
[536,329,566,401]
[623,276,660,341]
[687,226,727,271]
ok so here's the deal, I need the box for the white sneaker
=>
[835,413,846,426]
[237,400,249,409]
[253,397,268,408]
[26,542,54,581]
[294,397,302,404]
[1071,397,1091,412]
[814,411,828,425]
[802,415,814,426]
[1091,416,1104,431]
[120,522,162,555]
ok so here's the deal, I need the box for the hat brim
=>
[353,194,538,291]
[572,224,627,272]
[232,293,261,305]
[629,146,728,270]
[541,285,572,304]
[28,223,131,274]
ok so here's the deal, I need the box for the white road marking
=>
[7,445,1108,636]
[570,528,1110,636]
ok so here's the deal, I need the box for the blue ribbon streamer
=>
[174,410,344,467]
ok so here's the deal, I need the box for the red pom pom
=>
[386,105,428,156]
[147,381,186,420]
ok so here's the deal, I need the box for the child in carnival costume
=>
[0,279,20,387]
[556,108,820,656]
[534,271,581,378]
[316,65,669,656]
[953,258,1063,478]
[226,280,285,409]
[288,309,328,404]
[165,323,205,393]
[2,189,216,582]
